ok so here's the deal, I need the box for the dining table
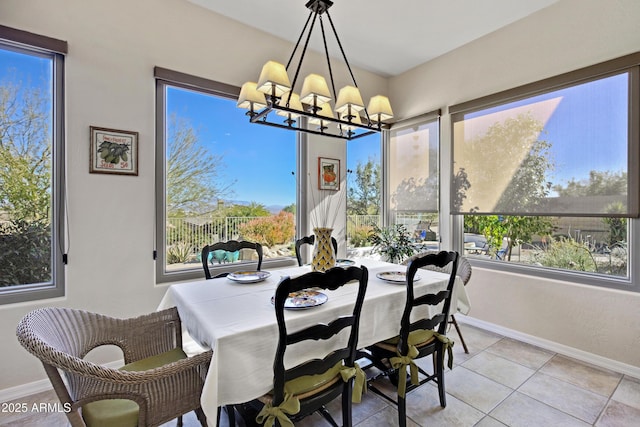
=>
[157,257,470,427]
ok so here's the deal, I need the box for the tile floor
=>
[2,323,639,426]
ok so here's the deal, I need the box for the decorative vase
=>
[311,227,336,272]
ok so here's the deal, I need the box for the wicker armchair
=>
[16,307,212,427]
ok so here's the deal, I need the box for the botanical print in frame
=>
[89,126,138,175]
[318,157,340,191]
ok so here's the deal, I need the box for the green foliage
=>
[531,237,597,273]
[349,225,374,248]
[553,170,627,197]
[0,219,51,287]
[282,203,296,214]
[0,78,52,221]
[465,215,554,260]
[223,202,270,217]
[347,158,380,215]
[602,202,627,245]
[166,241,194,264]
[238,211,295,247]
[370,224,416,264]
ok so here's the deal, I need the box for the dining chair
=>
[403,250,472,353]
[255,265,369,427]
[294,235,338,266]
[16,307,212,427]
[201,240,263,279]
[367,251,459,427]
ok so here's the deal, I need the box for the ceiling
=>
[187,0,559,77]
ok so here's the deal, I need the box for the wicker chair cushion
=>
[82,399,139,427]
[120,347,187,372]
[82,347,187,427]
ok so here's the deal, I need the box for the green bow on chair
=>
[390,345,420,399]
[339,362,367,403]
[256,393,300,427]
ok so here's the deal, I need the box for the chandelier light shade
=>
[237,82,267,110]
[237,0,393,140]
[256,60,291,98]
[367,95,394,123]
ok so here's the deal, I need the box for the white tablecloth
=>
[157,258,470,426]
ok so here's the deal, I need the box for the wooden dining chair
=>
[16,307,212,427]
[201,240,263,279]
[255,265,368,427]
[367,251,459,427]
[294,235,338,266]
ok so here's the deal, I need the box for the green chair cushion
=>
[82,399,139,427]
[284,361,343,396]
[120,347,187,371]
[82,348,187,427]
[383,329,437,347]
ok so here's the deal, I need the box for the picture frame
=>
[318,157,340,191]
[89,126,139,175]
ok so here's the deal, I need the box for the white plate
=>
[336,259,355,267]
[227,270,271,283]
[271,290,328,310]
[376,271,421,283]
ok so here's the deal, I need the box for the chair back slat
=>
[287,317,354,345]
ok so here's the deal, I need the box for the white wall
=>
[390,0,640,369]
[0,0,387,393]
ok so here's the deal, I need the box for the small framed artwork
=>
[318,157,340,191]
[89,126,138,175]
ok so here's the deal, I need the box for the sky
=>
[2,47,629,209]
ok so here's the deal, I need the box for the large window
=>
[0,26,66,304]
[389,113,440,251]
[450,53,640,287]
[155,69,297,282]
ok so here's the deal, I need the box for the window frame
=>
[0,26,66,305]
[154,68,300,283]
[449,52,640,291]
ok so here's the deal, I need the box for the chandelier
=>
[236,0,393,141]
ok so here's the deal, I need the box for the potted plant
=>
[370,224,416,264]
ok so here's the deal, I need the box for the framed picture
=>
[89,126,138,175]
[318,157,340,191]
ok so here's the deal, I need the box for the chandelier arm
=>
[325,10,373,123]
[319,16,338,101]
[286,10,315,71]
[289,10,319,107]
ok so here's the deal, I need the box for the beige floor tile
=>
[610,375,640,411]
[449,324,503,364]
[490,392,591,427]
[462,351,535,389]
[323,389,391,426]
[595,400,640,427]
[474,415,508,427]
[485,337,554,370]
[405,385,485,427]
[356,406,419,427]
[443,366,512,413]
[518,372,608,424]
[539,355,622,397]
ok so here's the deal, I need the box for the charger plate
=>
[227,270,271,283]
[271,290,328,310]
[376,271,421,283]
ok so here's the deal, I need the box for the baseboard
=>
[0,360,123,403]
[457,315,640,380]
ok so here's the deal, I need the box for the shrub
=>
[349,225,374,247]
[167,242,194,264]
[531,236,597,273]
[0,219,51,287]
[238,211,295,247]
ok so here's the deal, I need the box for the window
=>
[155,68,297,282]
[346,132,381,252]
[450,53,640,287]
[389,112,441,252]
[0,26,66,304]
